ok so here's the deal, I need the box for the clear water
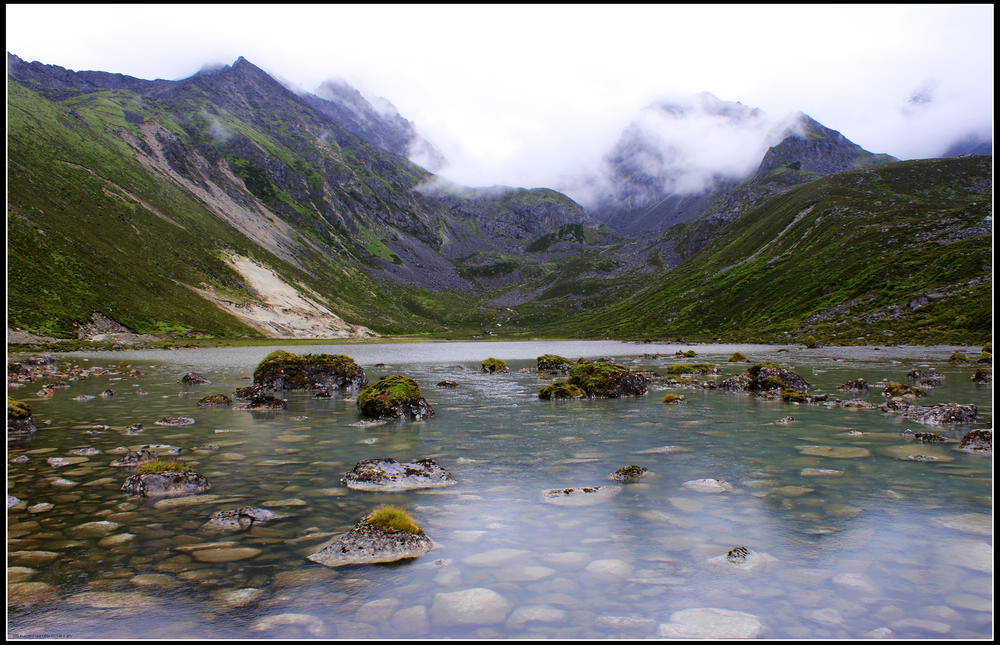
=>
[7,341,993,639]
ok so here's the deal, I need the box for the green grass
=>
[136,459,192,475]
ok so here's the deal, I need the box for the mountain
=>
[587,96,897,237]
[6,54,992,346]
[7,53,603,339]
[940,132,992,158]
[548,155,992,345]
[302,78,446,170]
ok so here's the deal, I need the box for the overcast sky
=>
[6,4,994,198]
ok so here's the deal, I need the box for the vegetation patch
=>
[481,357,509,374]
[662,393,686,404]
[7,398,32,420]
[136,459,192,475]
[538,382,586,400]
[366,506,423,534]
[567,360,648,398]
[253,350,365,390]
[537,354,573,372]
[728,352,748,362]
[665,363,716,375]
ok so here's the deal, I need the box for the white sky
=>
[6,3,994,197]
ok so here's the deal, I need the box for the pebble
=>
[462,548,529,567]
[430,587,511,626]
[890,618,951,635]
[210,587,266,608]
[66,591,159,608]
[582,559,633,582]
[390,605,430,636]
[250,613,325,636]
[682,478,733,493]
[8,566,37,582]
[800,468,844,477]
[130,573,179,587]
[27,502,54,513]
[191,547,262,563]
[7,581,58,605]
[795,445,871,458]
[658,608,766,638]
[67,520,120,537]
[505,605,568,630]
[831,572,879,595]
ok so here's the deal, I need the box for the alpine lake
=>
[7,341,993,639]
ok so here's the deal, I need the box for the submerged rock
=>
[154,416,195,427]
[971,368,991,384]
[541,485,622,506]
[341,457,456,491]
[306,507,433,567]
[658,608,765,639]
[242,394,287,411]
[900,429,945,443]
[436,380,458,388]
[357,374,433,421]
[204,506,281,531]
[682,478,734,494]
[881,399,977,426]
[234,384,264,400]
[253,350,367,393]
[430,587,511,627]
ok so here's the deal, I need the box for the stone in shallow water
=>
[796,445,871,459]
[191,547,262,563]
[705,548,778,574]
[99,532,136,547]
[506,604,568,630]
[832,572,879,595]
[204,507,281,531]
[130,573,179,587]
[937,539,992,573]
[67,520,120,537]
[583,559,634,582]
[307,518,433,568]
[210,587,266,607]
[880,444,955,462]
[682,478,734,494]
[945,593,992,613]
[390,605,430,636]
[541,485,622,506]
[341,457,456,491]
[250,613,325,636]
[66,591,159,608]
[932,513,992,536]
[430,587,511,626]
[8,566,37,582]
[7,581,58,605]
[657,608,766,638]
[462,548,530,567]
[800,468,844,477]
[9,551,59,567]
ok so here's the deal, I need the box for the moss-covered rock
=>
[971,368,991,384]
[481,357,509,374]
[306,507,433,567]
[537,354,573,372]
[976,351,992,364]
[7,397,36,441]
[948,351,968,363]
[357,374,434,421]
[727,352,748,362]
[662,393,686,404]
[538,382,587,400]
[884,381,925,398]
[781,388,807,403]
[121,464,210,498]
[567,361,648,398]
[666,363,716,376]
[253,350,367,393]
[838,378,869,393]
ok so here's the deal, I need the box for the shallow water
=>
[7,341,993,639]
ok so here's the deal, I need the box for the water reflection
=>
[8,342,992,639]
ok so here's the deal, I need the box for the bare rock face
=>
[341,458,456,491]
[609,465,648,483]
[182,372,211,385]
[306,515,433,568]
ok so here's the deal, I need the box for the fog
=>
[6,4,992,203]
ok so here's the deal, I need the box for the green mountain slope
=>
[547,156,992,344]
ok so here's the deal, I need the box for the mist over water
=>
[7,342,993,638]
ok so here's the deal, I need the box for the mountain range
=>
[6,53,992,346]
